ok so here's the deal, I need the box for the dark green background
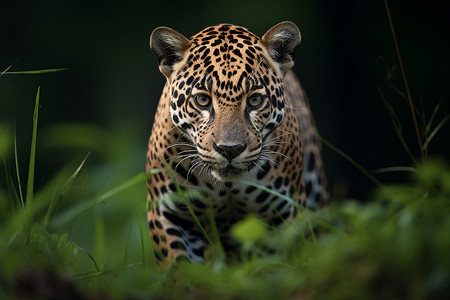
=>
[1,0,449,199]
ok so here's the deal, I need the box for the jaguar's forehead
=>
[177,24,272,105]
[190,24,260,45]
[188,24,264,69]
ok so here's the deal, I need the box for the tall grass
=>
[378,0,448,165]
[0,72,160,298]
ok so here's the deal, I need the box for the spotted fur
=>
[146,22,328,268]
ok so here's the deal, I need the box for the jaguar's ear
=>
[261,21,301,76]
[150,27,191,79]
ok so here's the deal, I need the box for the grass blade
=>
[320,135,383,187]
[239,179,298,206]
[160,160,215,246]
[422,115,449,151]
[43,153,91,228]
[76,246,101,273]
[50,170,159,228]
[425,98,444,134]
[5,164,21,209]
[3,68,69,75]
[96,170,157,203]
[238,179,341,235]
[378,87,417,164]
[139,220,147,269]
[0,61,16,78]
[94,218,106,266]
[13,125,25,209]
[25,87,40,213]
[384,0,424,160]
[123,225,132,264]
[373,166,417,174]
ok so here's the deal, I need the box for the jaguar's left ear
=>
[261,21,301,76]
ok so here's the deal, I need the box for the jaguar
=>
[146,22,328,269]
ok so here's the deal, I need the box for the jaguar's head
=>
[150,22,301,181]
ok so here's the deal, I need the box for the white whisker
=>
[187,160,203,178]
[167,125,179,134]
[263,142,289,150]
[285,103,305,110]
[158,113,172,121]
[261,149,292,162]
[263,132,293,144]
[178,149,198,155]
[175,154,198,170]
[162,142,196,153]
[252,162,265,173]
[260,153,279,164]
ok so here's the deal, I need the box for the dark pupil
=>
[199,96,207,103]
[251,96,260,105]
[197,95,209,106]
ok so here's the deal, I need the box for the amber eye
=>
[247,94,263,108]
[194,93,211,108]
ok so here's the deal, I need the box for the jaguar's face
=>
[150,23,300,181]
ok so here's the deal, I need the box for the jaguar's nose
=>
[213,142,247,162]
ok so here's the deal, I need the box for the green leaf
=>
[231,215,267,244]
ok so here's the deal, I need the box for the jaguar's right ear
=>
[261,22,301,76]
[150,27,191,79]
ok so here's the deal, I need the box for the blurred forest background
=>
[1,0,449,200]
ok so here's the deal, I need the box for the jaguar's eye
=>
[248,94,263,108]
[194,93,212,108]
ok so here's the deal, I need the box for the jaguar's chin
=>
[209,162,258,182]
[196,154,258,182]
[210,166,243,181]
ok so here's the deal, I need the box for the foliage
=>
[1,86,449,299]
[163,159,450,300]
